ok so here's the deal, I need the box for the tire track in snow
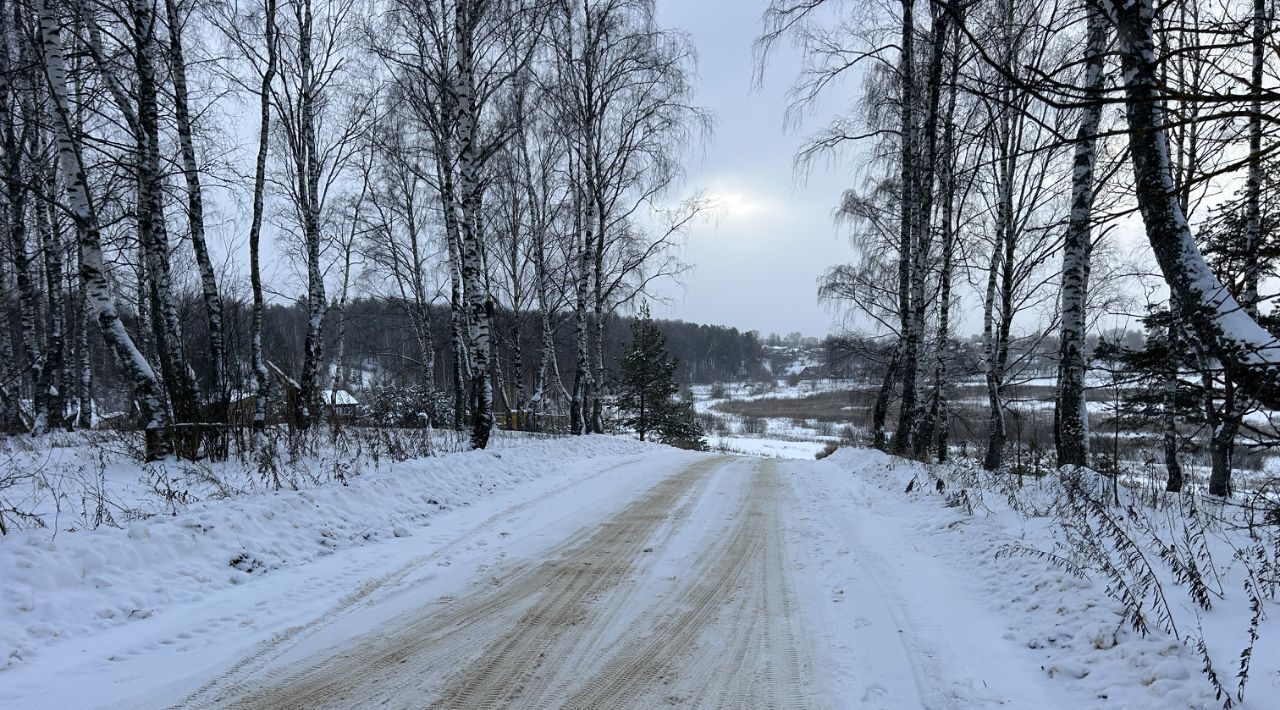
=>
[558,458,813,710]
[214,456,722,709]
[171,453,658,709]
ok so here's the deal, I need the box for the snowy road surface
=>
[2,446,1069,709]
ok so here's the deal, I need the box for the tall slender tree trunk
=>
[982,233,1006,471]
[571,192,595,436]
[134,0,199,440]
[927,17,961,463]
[4,94,40,432]
[38,0,170,459]
[591,255,606,433]
[249,0,277,433]
[984,0,1017,472]
[0,247,17,432]
[1054,4,1105,469]
[165,0,225,412]
[908,6,948,458]
[454,0,494,449]
[0,0,19,434]
[294,0,326,431]
[406,210,437,424]
[76,260,92,429]
[435,142,470,431]
[34,166,65,432]
[892,0,917,454]
[1244,0,1264,317]
[1163,309,1184,491]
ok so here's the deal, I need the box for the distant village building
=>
[783,362,822,380]
[322,389,360,422]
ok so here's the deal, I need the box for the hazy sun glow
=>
[705,186,776,219]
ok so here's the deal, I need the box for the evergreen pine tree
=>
[617,304,705,448]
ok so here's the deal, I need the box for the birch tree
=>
[1098,0,1280,413]
[552,0,705,435]
[1053,3,1106,469]
[36,0,171,459]
[270,0,369,428]
[164,0,226,410]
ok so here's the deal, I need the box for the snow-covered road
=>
[3,444,1073,708]
[181,453,1061,708]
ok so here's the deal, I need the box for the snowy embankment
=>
[0,435,655,677]
[815,447,1278,708]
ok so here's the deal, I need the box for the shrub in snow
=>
[905,455,1280,707]
[740,416,769,435]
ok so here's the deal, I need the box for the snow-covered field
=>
[2,432,1277,707]
[691,378,858,454]
[707,434,830,459]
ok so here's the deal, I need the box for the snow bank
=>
[819,448,1277,708]
[0,435,654,671]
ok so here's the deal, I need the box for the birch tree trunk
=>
[983,0,1018,472]
[907,5,948,458]
[591,209,607,433]
[3,10,43,432]
[1100,0,1280,407]
[981,232,1005,471]
[165,0,225,411]
[133,0,200,440]
[1054,4,1105,469]
[926,16,961,463]
[3,68,40,433]
[34,166,65,432]
[891,0,917,454]
[1244,0,1263,318]
[437,145,470,431]
[403,193,437,423]
[0,0,18,434]
[76,258,92,429]
[293,0,327,431]
[249,0,277,433]
[0,242,17,431]
[37,0,171,459]
[571,191,595,436]
[454,0,494,449]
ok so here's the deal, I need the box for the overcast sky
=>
[648,0,855,339]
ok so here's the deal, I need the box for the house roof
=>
[321,389,359,406]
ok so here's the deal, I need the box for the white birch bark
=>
[453,0,494,449]
[891,0,917,454]
[906,4,948,458]
[164,0,225,408]
[37,0,170,459]
[249,0,277,433]
[1054,3,1105,469]
[1100,0,1280,406]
